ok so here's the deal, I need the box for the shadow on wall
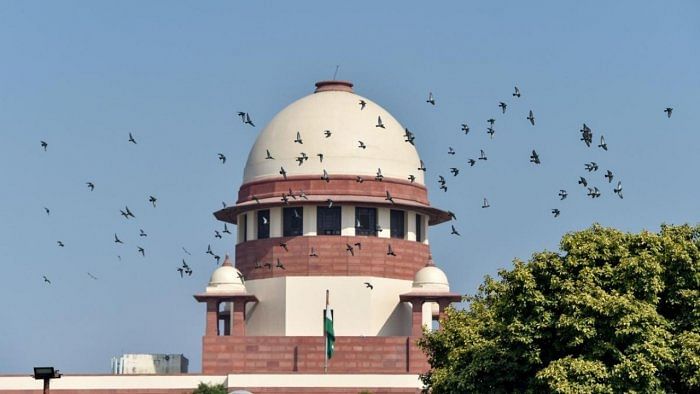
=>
[377,303,412,336]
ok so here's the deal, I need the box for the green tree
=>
[192,382,227,394]
[419,224,700,393]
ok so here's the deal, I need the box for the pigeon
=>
[438,175,446,186]
[482,198,490,208]
[214,230,222,239]
[530,150,541,164]
[426,92,435,105]
[324,130,332,138]
[376,116,385,129]
[346,243,355,256]
[578,177,588,187]
[120,209,129,219]
[385,191,394,204]
[408,174,416,183]
[450,167,459,176]
[236,111,246,122]
[128,132,137,144]
[139,229,147,237]
[87,272,98,280]
[404,128,415,145]
[252,195,261,204]
[450,225,460,236]
[354,242,362,250]
[137,246,145,257]
[356,176,364,183]
[317,153,324,162]
[223,224,231,234]
[440,184,447,192]
[326,198,334,208]
[375,168,383,181]
[281,194,289,204]
[309,247,318,257]
[527,110,535,126]
[42,275,51,284]
[125,206,135,218]
[321,169,330,183]
[114,233,124,244]
[585,162,598,172]
[364,282,374,290]
[276,259,286,270]
[598,136,607,151]
[580,124,593,147]
[299,190,308,200]
[467,159,476,167]
[447,211,457,220]
[359,100,366,110]
[614,181,623,198]
[587,187,601,198]
[487,118,495,126]
[552,209,561,218]
[206,244,214,255]
[279,242,288,251]
[418,160,426,172]
[279,166,287,180]
[244,113,255,127]
[218,153,226,164]
[57,241,65,247]
[222,201,227,208]
[294,131,303,144]
[358,141,367,149]
[558,190,568,200]
[149,195,157,207]
[499,102,507,114]
[461,124,470,134]
[479,150,487,161]
[44,207,50,215]
[387,244,396,256]
[664,107,673,118]
[487,127,495,138]
[513,86,521,97]
[86,182,95,191]
[40,140,48,151]
[264,262,272,270]
[605,170,614,183]
[293,209,301,219]
[265,149,274,160]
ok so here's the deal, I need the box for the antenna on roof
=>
[332,65,339,80]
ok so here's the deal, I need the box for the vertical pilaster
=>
[233,300,246,336]
[206,300,219,337]
[411,300,425,337]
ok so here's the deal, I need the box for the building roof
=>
[242,81,425,186]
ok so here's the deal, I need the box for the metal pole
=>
[43,378,49,394]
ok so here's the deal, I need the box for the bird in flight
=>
[386,244,396,256]
[214,230,222,239]
[317,153,324,162]
[375,168,383,181]
[552,209,561,218]
[426,92,435,106]
[467,159,476,167]
[487,127,495,139]
[385,191,394,204]
[87,272,98,280]
[236,111,246,122]
[309,247,318,257]
[598,136,607,151]
[40,140,48,151]
[498,102,507,114]
[482,198,490,208]
[664,107,673,118]
[149,195,157,207]
[128,132,137,144]
[527,110,535,126]
[403,128,415,145]
[487,118,495,126]
[584,162,598,172]
[44,207,50,215]
[294,131,303,144]
[279,242,289,252]
[530,150,541,164]
[57,241,65,247]
[578,177,588,187]
[358,141,366,149]
[114,233,124,244]
[265,149,274,160]
[376,116,385,129]
[206,244,214,256]
[218,153,226,164]
[605,170,614,183]
[279,166,287,180]
[321,169,330,183]
[356,176,364,183]
[86,182,95,191]
[139,229,147,237]
[580,124,593,147]
[479,150,487,161]
[513,86,521,98]
[364,282,374,290]
[223,224,231,234]
[613,181,623,198]
[558,190,568,200]
[125,206,135,218]
[324,130,332,138]
[418,160,426,172]
[359,100,366,110]
[137,246,145,257]
[587,187,601,198]
[461,124,470,135]
[244,113,255,127]
[276,259,286,270]
[447,211,457,220]
[408,174,416,183]
[346,243,355,256]
[450,225,460,236]
[42,275,51,284]
[450,167,459,176]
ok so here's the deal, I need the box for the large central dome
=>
[242,81,425,185]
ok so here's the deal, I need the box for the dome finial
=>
[222,254,233,267]
[314,80,353,93]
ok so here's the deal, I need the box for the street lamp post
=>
[33,367,61,394]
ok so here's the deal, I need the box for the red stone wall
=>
[202,335,429,375]
[236,236,430,281]
[3,388,419,394]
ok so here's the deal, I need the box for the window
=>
[257,210,270,239]
[283,207,303,236]
[355,207,377,236]
[242,214,248,242]
[390,209,405,239]
[415,214,423,242]
[317,206,341,235]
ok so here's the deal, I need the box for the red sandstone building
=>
[0,81,460,393]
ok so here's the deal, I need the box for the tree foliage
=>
[192,382,227,394]
[419,224,700,393]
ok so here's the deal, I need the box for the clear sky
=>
[1,1,698,373]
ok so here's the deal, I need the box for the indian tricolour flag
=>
[324,293,335,362]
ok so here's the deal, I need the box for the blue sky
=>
[1,1,698,373]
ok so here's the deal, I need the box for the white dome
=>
[413,265,450,292]
[243,82,424,185]
[206,258,246,294]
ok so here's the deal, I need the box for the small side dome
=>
[206,255,246,294]
[413,260,449,292]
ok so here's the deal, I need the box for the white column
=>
[422,214,429,245]
[377,208,390,239]
[270,207,283,238]
[304,206,317,236]
[406,211,417,241]
[246,213,256,241]
[341,205,355,236]
[422,302,433,331]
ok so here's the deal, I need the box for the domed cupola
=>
[205,255,246,294]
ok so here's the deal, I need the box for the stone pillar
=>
[232,300,246,336]
[206,300,219,337]
[411,300,425,337]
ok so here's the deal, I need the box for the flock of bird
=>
[37,84,674,285]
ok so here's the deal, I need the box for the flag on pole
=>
[325,292,335,361]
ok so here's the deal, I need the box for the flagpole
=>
[324,289,329,374]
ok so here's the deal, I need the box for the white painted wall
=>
[245,277,286,335]
[377,208,390,239]
[270,207,283,237]
[111,354,188,374]
[303,207,317,236]
[406,211,417,241]
[340,205,355,236]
